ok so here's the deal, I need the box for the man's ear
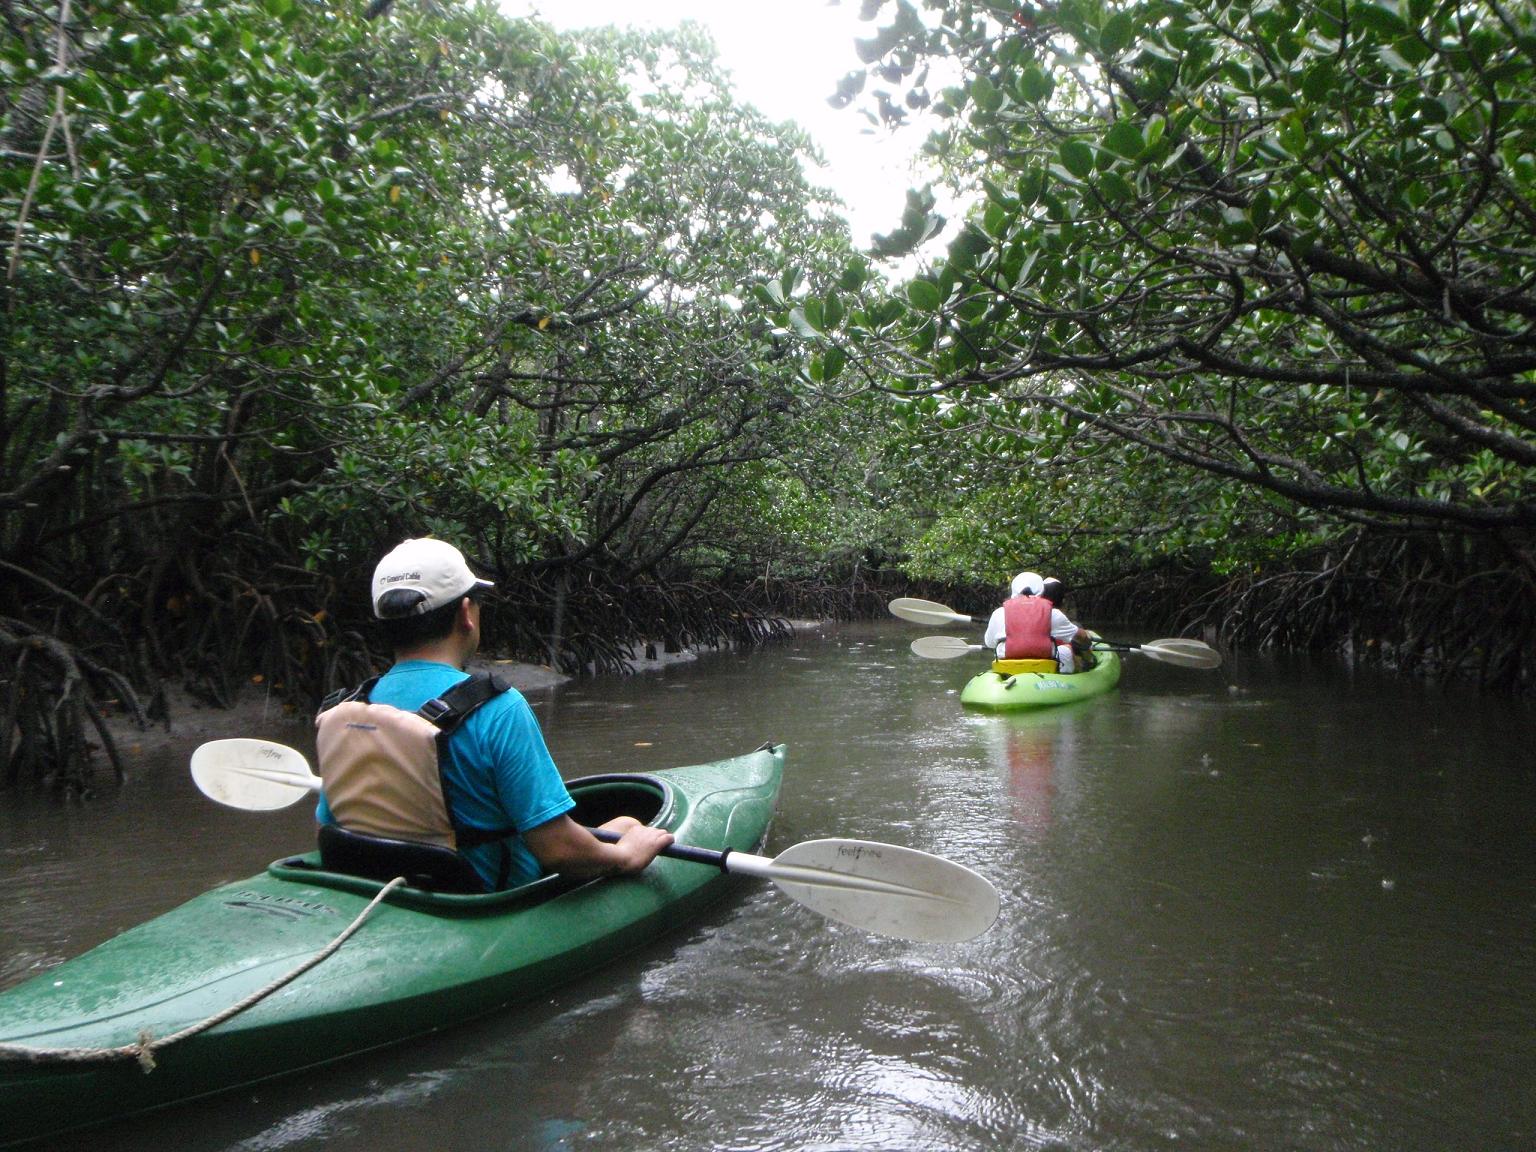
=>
[457,596,477,630]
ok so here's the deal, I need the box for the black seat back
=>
[317,823,487,894]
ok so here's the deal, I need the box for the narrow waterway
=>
[4,620,1534,1151]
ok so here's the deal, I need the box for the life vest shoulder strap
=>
[319,676,380,714]
[419,672,519,859]
[319,670,512,728]
[417,670,513,733]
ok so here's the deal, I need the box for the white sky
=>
[503,0,939,252]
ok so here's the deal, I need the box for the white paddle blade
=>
[910,635,983,660]
[190,739,320,810]
[1140,637,1213,652]
[1139,639,1223,668]
[889,598,973,626]
[747,839,1001,943]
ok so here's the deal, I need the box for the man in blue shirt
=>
[316,537,672,890]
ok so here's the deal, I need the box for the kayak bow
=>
[0,745,784,1147]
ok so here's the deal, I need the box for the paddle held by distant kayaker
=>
[312,536,672,890]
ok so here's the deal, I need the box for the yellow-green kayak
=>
[960,649,1121,710]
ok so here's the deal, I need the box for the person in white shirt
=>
[982,572,1089,673]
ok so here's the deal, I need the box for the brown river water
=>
[3,620,1534,1151]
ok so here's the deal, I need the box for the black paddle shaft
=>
[589,826,730,870]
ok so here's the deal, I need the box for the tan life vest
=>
[314,673,511,849]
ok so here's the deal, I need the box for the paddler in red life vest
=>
[982,572,1092,673]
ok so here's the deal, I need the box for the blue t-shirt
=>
[316,660,574,890]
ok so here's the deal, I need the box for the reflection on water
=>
[980,700,1103,835]
[2,621,1534,1151]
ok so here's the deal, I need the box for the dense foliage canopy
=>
[4,0,1533,789]
[1,0,895,786]
[773,0,1534,681]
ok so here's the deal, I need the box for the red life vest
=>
[1002,595,1054,659]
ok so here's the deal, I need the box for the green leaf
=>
[1349,2,1408,38]
[907,280,943,311]
[1278,112,1309,155]
[971,74,1004,114]
[981,177,1018,209]
[1100,13,1135,56]
[1098,171,1133,203]
[1249,186,1273,230]
[1105,121,1144,159]
[822,346,847,381]
[855,25,901,64]
[1301,62,1334,102]
[1017,169,1046,206]
[1017,65,1053,103]
[949,224,991,264]
[1392,33,1432,65]
[1059,139,1094,178]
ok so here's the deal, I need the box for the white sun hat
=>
[371,538,495,618]
[1010,571,1045,597]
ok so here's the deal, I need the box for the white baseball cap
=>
[1010,571,1045,597]
[371,538,494,618]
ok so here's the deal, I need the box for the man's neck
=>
[392,638,468,668]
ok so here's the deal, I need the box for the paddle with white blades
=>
[190,738,321,810]
[889,597,973,626]
[895,594,1224,670]
[1091,637,1223,668]
[189,739,1001,943]
[910,635,984,659]
[908,631,1221,668]
[592,828,998,943]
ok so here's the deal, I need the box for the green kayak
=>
[0,743,784,1148]
[959,648,1121,711]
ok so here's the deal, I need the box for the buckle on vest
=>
[418,697,454,725]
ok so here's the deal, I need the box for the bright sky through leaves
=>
[503,0,931,249]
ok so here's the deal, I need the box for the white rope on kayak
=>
[0,876,409,1073]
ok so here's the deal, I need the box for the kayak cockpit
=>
[267,772,675,912]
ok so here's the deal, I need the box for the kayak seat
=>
[991,658,1056,675]
[317,823,488,894]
